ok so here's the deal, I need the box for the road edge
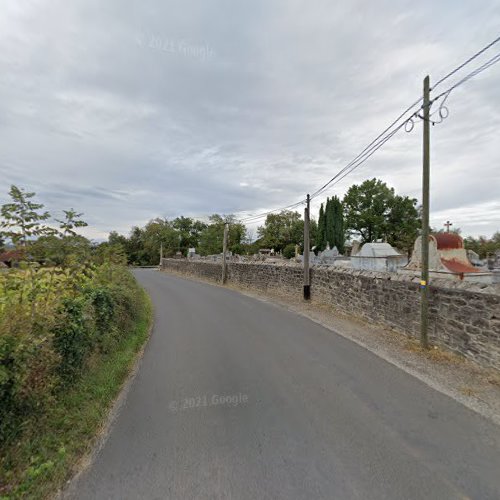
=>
[57,290,155,499]
[159,268,500,428]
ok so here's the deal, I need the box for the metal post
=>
[420,75,431,349]
[303,194,311,300]
[222,223,229,283]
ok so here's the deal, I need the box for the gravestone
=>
[351,241,361,256]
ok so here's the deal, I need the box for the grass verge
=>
[0,288,153,500]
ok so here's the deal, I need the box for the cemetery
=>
[190,231,497,284]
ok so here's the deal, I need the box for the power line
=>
[432,50,500,102]
[236,35,500,224]
[431,35,500,90]
[238,199,305,223]
[309,98,423,201]
[313,120,411,195]
[310,37,500,203]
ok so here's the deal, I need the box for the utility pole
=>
[303,194,311,300]
[160,242,163,266]
[420,75,431,349]
[222,223,229,284]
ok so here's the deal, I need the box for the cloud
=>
[0,0,499,240]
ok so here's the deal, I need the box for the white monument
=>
[351,242,407,272]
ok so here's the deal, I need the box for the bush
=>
[87,286,116,352]
[0,263,144,445]
[283,243,297,259]
[53,296,93,382]
[0,304,58,443]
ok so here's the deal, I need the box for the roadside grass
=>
[0,288,152,500]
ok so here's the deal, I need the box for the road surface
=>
[73,269,500,499]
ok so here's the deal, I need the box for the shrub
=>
[86,286,116,352]
[283,243,296,259]
[0,303,58,443]
[53,296,93,382]
[0,262,144,445]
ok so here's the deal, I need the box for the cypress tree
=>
[325,197,335,249]
[331,195,345,254]
[317,203,326,251]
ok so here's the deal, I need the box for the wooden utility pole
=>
[303,194,311,300]
[160,242,163,266]
[222,223,229,284]
[420,75,431,349]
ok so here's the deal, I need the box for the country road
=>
[72,269,500,499]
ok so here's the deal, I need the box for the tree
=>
[142,218,180,263]
[464,232,500,259]
[126,226,147,265]
[309,218,318,250]
[343,179,393,243]
[257,211,303,252]
[0,185,51,249]
[108,231,129,248]
[198,215,246,256]
[316,197,345,253]
[172,216,207,252]
[385,195,420,255]
[433,226,462,235]
[283,243,296,259]
[343,178,419,254]
[326,196,345,254]
[56,209,88,237]
[316,203,326,251]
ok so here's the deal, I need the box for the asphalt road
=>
[72,269,500,499]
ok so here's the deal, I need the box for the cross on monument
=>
[444,220,453,233]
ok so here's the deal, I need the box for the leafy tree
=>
[433,226,462,235]
[126,226,147,265]
[56,209,88,237]
[108,231,129,248]
[142,218,180,263]
[343,179,393,243]
[0,185,51,249]
[385,195,420,255]
[257,211,303,252]
[343,178,419,254]
[464,232,500,259]
[198,215,245,256]
[31,234,91,266]
[172,216,207,253]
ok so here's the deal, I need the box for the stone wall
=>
[160,259,500,370]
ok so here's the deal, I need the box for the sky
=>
[0,0,499,241]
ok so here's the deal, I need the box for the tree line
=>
[5,178,489,267]
[106,178,423,264]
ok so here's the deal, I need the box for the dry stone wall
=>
[161,259,500,370]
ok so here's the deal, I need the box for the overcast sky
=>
[1,0,499,240]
